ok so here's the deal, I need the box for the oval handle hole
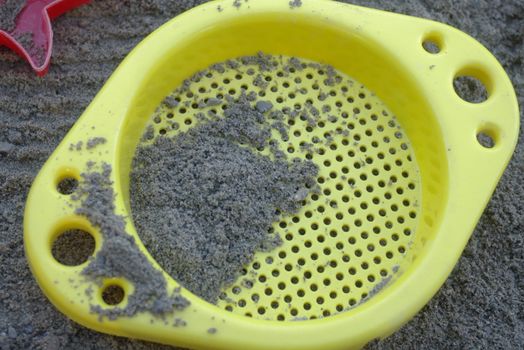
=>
[453,76,488,103]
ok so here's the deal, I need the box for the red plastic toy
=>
[0,0,90,76]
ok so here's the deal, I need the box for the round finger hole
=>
[52,229,95,266]
[102,284,125,305]
[477,130,496,148]
[57,176,79,195]
[453,76,488,103]
[422,40,440,54]
[421,33,443,54]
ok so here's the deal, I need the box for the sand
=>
[72,163,189,320]
[0,0,25,33]
[0,0,522,349]
[130,94,318,303]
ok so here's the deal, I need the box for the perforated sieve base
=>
[146,55,421,322]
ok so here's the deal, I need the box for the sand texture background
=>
[0,0,522,349]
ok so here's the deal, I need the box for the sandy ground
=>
[0,0,522,349]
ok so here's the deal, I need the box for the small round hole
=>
[57,176,78,195]
[102,284,125,305]
[422,39,441,54]
[52,229,95,266]
[477,130,496,148]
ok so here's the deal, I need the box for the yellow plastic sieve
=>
[24,0,519,349]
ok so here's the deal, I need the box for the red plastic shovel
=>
[0,0,90,76]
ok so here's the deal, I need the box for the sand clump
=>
[130,91,319,303]
[72,163,189,320]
